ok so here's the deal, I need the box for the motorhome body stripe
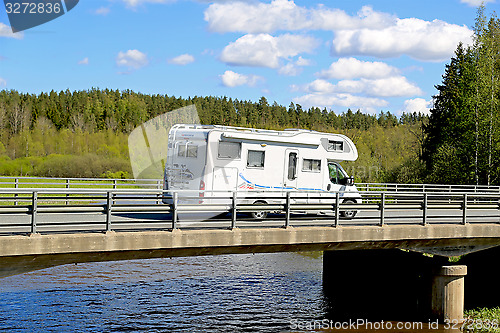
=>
[238,173,322,191]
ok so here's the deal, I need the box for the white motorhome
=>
[163,124,361,218]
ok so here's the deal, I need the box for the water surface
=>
[0,253,325,332]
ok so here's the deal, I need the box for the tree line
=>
[0,88,419,137]
[0,88,426,181]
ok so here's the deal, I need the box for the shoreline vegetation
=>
[464,308,500,333]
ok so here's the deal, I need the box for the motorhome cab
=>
[163,124,361,218]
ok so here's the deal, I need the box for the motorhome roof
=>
[171,124,346,138]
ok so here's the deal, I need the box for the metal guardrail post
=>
[14,178,19,206]
[172,192,178,230]
[422,193,428,225]
[31,191,38,234]
[462,193,468,225]
[113,179,117,189]
[498,199,500,224]
[66,179,70,206]
[231,191,237,229]
[380,193,385,226]
[334,192,340,227]
[106,191,113,232]
[285,191,291,228]
[157,181,162,204]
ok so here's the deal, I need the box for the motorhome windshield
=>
[328,162,348,184]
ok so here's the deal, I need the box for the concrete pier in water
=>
[431,265,467,322]
[323,250,467,322]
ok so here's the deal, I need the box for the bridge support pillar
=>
[431,265,467,322]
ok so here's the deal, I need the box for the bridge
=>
[1,176,500,322]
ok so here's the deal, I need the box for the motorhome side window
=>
[218,141,241,159]
[328,140,344,151]
[303,159,321,172]
[247,150,265,168]
[178,144,198,158]
[288,152,297,180]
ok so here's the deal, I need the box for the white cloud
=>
[295,76,422,98]
[78,57,89,65]
[292,71,422,113]
[401,98,432,115]
[294,93,388,114]
[0,23,23,39]
[206,1,472,61]
[345,77,422,97]
[94,7,111,15]
[116,50,149,69]
[292,79,335,94]
[220,33,319,68]
[168,54,195,65]
[318,57,400,79]
[332,18,473,61]
[460,0,495,6]
[0,78,6,87]
[204,1,394,33]
[279,63,302,76]
[295,56,311,66]
[278,57,311,76]
[220,70,263,87]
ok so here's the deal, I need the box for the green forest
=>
[0,88,426,182]
[0,8,498,186]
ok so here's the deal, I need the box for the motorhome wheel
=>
[340,199,357,219]
[251,201,268,220]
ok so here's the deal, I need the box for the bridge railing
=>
[0,188,498,235]
[3,176,500,194]
[356,182,500,193]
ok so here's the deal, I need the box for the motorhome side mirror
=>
[327,184,331,191]
[347,177,354,186]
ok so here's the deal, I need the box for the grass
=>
[463,308,500,332]
[0,177,159,189]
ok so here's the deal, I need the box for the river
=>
[0,252,461,332]
[0,252,326,332]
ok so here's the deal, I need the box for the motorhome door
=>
[284,149,298,189]
[328,162,347,192]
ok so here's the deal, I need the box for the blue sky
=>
[0,0,497,116]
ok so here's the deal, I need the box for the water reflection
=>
[0,253,325,332]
